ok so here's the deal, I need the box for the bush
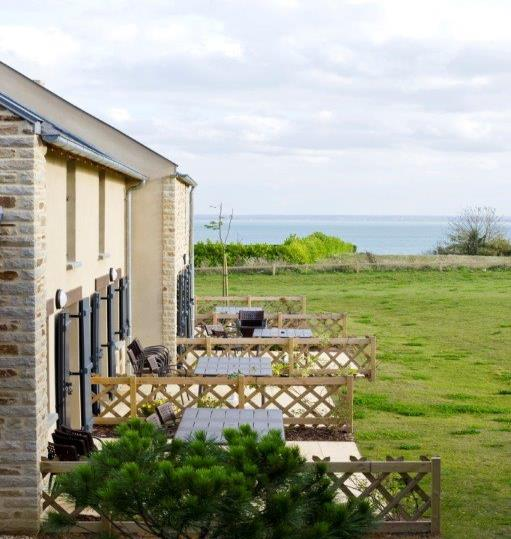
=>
[435,207,511,256]
[44,419,374,539]
[195,232,356,267]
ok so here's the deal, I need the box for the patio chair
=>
[238,310,266,337]
[47,441,79,462]
[156,402,177,429]
[204,323,228,338]
[52,431,89,457]
[52,426,103,457]
[146,413,163,429]
[46,441,80,491]
[128,338,188,376]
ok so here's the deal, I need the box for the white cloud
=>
[108,107,132,123]
[1,0,511,214]
[150,16,243,59]
[0,26,79,66]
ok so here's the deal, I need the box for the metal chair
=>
[156,402,177,430]
[238,310,266,337]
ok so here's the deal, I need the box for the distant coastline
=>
[194,214,511,255]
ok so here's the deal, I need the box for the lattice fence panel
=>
[195,312,348,338]
[294,338,375,377]
[311,456,434,524]
[91,375,353,429]
[195,296,306,315]
[40,456,439,535]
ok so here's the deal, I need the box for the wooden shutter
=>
[78,297,93,432]
[90,292,102,416]
[54,312,71,427]
[118,277,130,340]
[105,284,116,377]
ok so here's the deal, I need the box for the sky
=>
[1,0,511,215]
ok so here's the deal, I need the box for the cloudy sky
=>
[2,0,511,214]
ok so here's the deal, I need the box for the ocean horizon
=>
[194,214,511,255]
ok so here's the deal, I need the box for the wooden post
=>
[277,312,283,329]
[100,516,113,535]
[288,337,296,375]
[247,295,252,307]
[212,313,219,324]
[206,337,212,356]
[346,375,354,433]
[370,336,377,381]
[302,296,307,313]
[431,457,441,536]
[238,375,245,408]
[129,376,138,418]
[342,313,348,337]
[272,262,276,276]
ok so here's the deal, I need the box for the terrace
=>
[41,294,441,536]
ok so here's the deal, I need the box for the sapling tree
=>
[205,203,233,296]
[44,419,375,539]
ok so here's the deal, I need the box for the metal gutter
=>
[177,173,198,188]
[41,131,147,181]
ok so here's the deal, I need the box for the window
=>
[66,160,76,266]
[98,170,106,257]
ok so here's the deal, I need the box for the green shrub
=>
[43,419,375,539]
[195,232,356,267]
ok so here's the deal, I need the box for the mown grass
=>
[196,269,511,539]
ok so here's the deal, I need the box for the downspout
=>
[126,179,147,338]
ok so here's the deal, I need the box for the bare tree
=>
[205,203,234,295]
[437,206,507,255]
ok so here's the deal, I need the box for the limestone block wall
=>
[0,106,48,533]
[174,178,190,271]
[162,177,190,352]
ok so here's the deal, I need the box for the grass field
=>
[196,269,511,539]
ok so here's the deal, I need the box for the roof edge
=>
[0,61,178,167]
[41,132,147,181]
[177,173,198,187]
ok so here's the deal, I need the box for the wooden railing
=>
[194,295,307,314]
[91,374,353,429]
[177,336,376,380]
[194,312,348,338]
[40,456,440,535]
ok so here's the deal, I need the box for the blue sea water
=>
[194,215,511,255]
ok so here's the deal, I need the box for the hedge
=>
[195,232,356,266]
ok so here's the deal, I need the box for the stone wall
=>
[161,177,190,353]
[174,179,190,271]
[161,176,176,354]
[0,106,48,532]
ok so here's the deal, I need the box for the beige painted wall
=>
[131,177,164,345]
[45,150,127,424]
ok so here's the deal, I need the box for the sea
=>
[194,215,511,255]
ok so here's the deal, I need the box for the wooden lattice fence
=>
[91,374,353,428]
[194,295,306,315]
[40,456,440,535]
[176,336,376,379]
[194,312,348,338]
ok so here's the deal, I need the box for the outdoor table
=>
[195,356,272,376]
[214,306,264,315]
[174,408,285,443]
[253,328,313,338]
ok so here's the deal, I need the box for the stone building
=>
[0,61,196,533]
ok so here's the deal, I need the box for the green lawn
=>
[196,269,511,539]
